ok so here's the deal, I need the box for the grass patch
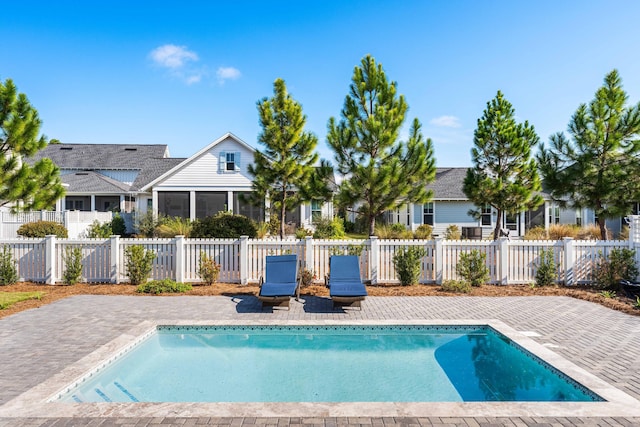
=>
[0,291,44,309]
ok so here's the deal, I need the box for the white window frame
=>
[481,204,492,226]
[423,202,434,226]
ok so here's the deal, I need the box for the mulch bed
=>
[1,281,639,319]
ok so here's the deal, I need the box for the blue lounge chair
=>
[258,255,300,309]
[326,255,367,309]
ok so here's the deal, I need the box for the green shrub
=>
[124,245,156,285]
[86,220,112,238]
[375,223,413,239]
[445,224,461,240]
[523,226,548,240]
[535,248,557,287]
[593,248,638,290]
[62,246,83,285]
[256,222,269,238]
[17,221,68,238]
[393,246,426,285]
[0,245,18,285]
[299,268,315,286]
[197,251,220,285]
[155,216,192,237]
[191,212,257,238]
[457,250,489,287]
[413,224,432,240]
[135,211,161,237]
[111,213,126,236]
[136,279,192,294]
[313,217,346,239]
[267,216,280,235]
[441,279,471,293]
[295,228,312,239]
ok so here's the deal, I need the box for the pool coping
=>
[2,319,640,418]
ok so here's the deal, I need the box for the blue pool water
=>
[58,325,602,403]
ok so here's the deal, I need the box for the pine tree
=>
[327,55,436,236]
[463,91,543,240]
[248,78,331,239]
[537,70,640,240]
[0,78,65,211]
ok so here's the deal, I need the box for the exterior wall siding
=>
[156,137,255,189]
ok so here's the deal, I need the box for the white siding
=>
[155,136,255,189]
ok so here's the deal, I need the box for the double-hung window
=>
[481,204,492,226]
[219,151,241,172]
[311,200,322,222]
[423,202,434,226]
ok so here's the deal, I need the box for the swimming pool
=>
[3,319,639,419]
[56,324,600,403]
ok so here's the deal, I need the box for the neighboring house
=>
[384,167,595,238]
[29,133,331,231]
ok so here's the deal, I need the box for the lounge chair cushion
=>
[329,280,367,297]
[259,282,298,297]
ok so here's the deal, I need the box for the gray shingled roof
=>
[62,171,132,193]
[28,143,181,193]
[131,157,185,191]
[30,144,169,170]
[427,167,470,199]
[427,167,552,200]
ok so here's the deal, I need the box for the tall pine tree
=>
[248,78,331,239]
[463,91,543,240]
[537,70,640,240]
[0,78,65,211]
[327,55,436,236]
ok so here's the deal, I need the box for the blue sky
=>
[2,1,640,166]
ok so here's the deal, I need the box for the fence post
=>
[240,235,249,285]
[563,237,574,286]
[174,235,185,283]
[305,236,314,271]
[110,235,120,284]
[435,237,444,284]
[498,237,509,285]
[369,236,379,285]
[45,235,56,285]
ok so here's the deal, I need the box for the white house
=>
[384,167,597,238]
[29,133,332,231]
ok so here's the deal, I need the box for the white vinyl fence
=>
[0,211,113,239]
[0,233,635,285]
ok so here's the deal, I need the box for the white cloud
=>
[429,115,462,128]
[185,74,202,85]
[216,66,241,84]
[149,44,198,69]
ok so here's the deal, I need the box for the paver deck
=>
[1,294,639,426]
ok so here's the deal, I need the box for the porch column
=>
[152,191,158,215]
[227,191,234,213]
[189,191,196,221]
[119,195,125,212]
[90,195,96,211]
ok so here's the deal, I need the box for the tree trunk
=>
[598,217,608,240]
[280,202,286,239]
[493,209,502,241]
[368,215,376,237]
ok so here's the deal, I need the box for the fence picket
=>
[0,235,633,285]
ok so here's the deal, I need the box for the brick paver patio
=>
[1,294,639,426]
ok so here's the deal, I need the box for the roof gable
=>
[140,132,256,190]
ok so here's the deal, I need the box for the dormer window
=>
[226,152,236,171]
[219,151,241,172]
